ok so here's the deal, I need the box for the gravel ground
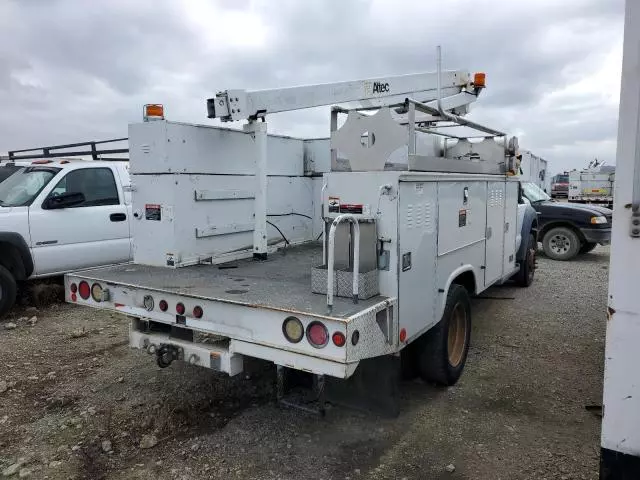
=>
[0,247,608,480]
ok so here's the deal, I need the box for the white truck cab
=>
[0,158,132,316]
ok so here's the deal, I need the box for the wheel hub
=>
[550,234,571,254]
[447,303,467,367]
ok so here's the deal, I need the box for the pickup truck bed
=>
[77,242,386,320]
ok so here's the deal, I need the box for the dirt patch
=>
[0,248,608,479]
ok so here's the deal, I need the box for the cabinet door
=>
[398,181,438,341]
[484,182,505,286]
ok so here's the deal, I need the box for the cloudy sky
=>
[0,0,624,173]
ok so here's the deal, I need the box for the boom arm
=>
[207,70,477,122]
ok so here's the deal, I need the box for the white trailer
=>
[569,169,615,208]
[518,150,550,193]
[65,52,538,414]
[600,1,640,476]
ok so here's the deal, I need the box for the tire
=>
[542,227,580,261]
[515,234,536,287]
[579,242,598,254]
[0,265,17,318]
[416,284,471,386]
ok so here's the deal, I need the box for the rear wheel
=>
[0,265,17,318]
[417,284,471,386]
[542,227,580,261]
[579,242,598,254]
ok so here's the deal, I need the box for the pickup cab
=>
[521,181,611,261]
[0,159,132,316]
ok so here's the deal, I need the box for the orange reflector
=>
[473,72,486,88]
[144,104,164,120]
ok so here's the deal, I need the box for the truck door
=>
[29,166,130,275]
[484,182,505,286]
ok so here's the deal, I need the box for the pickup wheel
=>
[579,242,598,254]
[542,227,580,261]
[416,284,471,386]
[0,265,17,318]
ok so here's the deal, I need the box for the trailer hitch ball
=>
[156,344,180,368]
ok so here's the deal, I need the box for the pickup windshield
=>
[0,165,22,183]
[0,167,60,207]
[522,182,551,203]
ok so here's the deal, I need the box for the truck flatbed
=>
[78,242,387,320]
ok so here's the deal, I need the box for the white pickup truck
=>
[0,159,132,316]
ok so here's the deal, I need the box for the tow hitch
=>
[155,344,183,368]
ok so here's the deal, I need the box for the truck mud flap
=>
[325,355,400,418]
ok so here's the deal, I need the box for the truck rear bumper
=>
[581,228,612,245]
[129,319,359,379]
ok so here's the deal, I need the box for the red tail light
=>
[332,332,346,347]
[193,306,203,318]
[306,321,328,348]
[78,281,90,300]
[70,283,78,293]
[159,300,168,312]
[176,303,185,315]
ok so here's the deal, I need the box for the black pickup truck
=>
[521,182,611,261]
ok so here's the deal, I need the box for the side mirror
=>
[42,192,85,210]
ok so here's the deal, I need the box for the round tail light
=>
[332,332,346,347]
[282,316,303,343]
[193,306,203,318]
[91,283,103,302]
[159,300,168,312]
[78,281,90,300]
[176,303,185,315]
[70,283,78,294]
[306,321,328,348]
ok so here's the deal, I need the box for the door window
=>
[46,168,119,207]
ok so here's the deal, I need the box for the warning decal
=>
[328,196,340,213]
[340,204,364,214]
[145,204,162,221]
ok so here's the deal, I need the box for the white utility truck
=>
[65,53,538,414]
[600,1,640,477]
[569,165,615,209]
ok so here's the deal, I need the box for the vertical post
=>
[407,101,416,156]
[600,1,640,478]
[330,107,339,170]
[245,120,268,260]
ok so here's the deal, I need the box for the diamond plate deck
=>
[76,243,387,320]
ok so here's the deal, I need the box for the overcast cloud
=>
[0,0,624,172]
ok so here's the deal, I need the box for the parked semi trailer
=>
[600,1,640,477]
[64,51,537,414]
